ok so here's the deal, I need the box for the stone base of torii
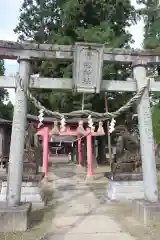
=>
[105,172,144,202]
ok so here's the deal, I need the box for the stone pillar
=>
[34,134,39,148]
[0,127,4,167]
[133,63,158,202]
[6,57,31,207]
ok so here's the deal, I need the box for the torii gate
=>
[0,41,160,208]
[37,124,104,178]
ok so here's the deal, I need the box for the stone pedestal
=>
[132,200,160,226]
[0,173,45,205]
[105,172,144,201]
[3,151,45,205]
[0,202,31,232]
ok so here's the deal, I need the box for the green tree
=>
[152,105,160,143]
[139,0,160,142]
[0,60,13,120]
[136,0,160,49]
[15,0,138,118]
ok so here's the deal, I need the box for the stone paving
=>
[1,163,160,239]
[39,164,136,240]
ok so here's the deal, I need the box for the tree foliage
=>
[152,105,160,143]
[138,0,160,49]
[15,0,137,121]
[139,0,160,142]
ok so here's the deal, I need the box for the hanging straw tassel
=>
[60,116,66,132]
[51,121,59,135]
[76,120,85,135]
[88,115,95,132]
[38,109,44,128]
[97,121,105,135]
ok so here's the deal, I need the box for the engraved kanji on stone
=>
[74,44,103,93]
[84,50,92,60]
[82,61,92,85]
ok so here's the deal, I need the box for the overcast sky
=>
[0,0,144,105]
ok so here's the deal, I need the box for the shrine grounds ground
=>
[1,163,160,239]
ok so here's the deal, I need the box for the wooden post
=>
[133,63,158,202]
[92,137,98,168]
[78,136,82,167]
[86,130,93,176]
[6,57,30,207]
[43,127,49,177]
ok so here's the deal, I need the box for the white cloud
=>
[1,0,145,105]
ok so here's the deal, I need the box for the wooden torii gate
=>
[0,41,160,207]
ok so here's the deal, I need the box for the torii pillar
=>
[133,62,158,202]
[78,136,82,167]
[7,57,31,207]
[36,126,49,178]
[42,127,49,178]
[86,130,93,176]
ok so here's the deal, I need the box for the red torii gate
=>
[36,124,105,178]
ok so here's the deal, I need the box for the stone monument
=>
[105,125,144,201]
[0,123,45,205]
